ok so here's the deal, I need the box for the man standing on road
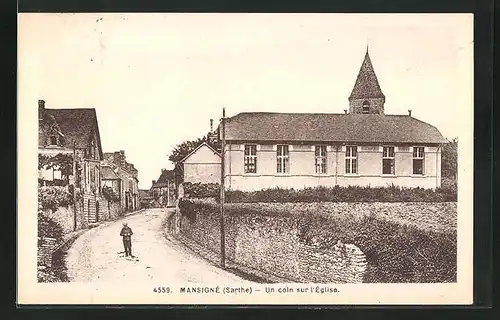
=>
[120,222,134,257]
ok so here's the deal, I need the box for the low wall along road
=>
[177,199,457,283]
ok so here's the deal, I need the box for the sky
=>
[19,13,473,189]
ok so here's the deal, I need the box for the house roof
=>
[45,108,104,158]
[103,152,114,162]
[349,49,385,100]
[223,112,448,144]
[179,142,221,163]
[152,169,175,188]
[101,166,120,180]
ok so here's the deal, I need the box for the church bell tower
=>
[348,47,385,114]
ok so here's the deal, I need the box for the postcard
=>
[18,13,473,305]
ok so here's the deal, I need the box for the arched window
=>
[362,100,370,114]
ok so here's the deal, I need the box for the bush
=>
[225,185,456,203]
[181,183,457,203]
[38,186,72,212]
[102,185,120,202]
[183,182,220,198]
[38,211,64,240]
[296,211,456,282]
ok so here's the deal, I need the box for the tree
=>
[168,132,220,164]
[441,137,458,180]
[38,153,79,185]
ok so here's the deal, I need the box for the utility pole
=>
[72,139,77,231]
[219,107,226,268]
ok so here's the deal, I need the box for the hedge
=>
[182,183,457,202]
[179,199,456,283]
[183,182,220,198]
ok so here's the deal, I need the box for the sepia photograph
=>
[18,13,473,305]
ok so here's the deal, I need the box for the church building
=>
[221,49,448,191]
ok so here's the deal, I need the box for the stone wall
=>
[179,204,367,283]
[38,237,58,267]
[178,199,457,283]
[43,202,86,233]
[101,199,121,220]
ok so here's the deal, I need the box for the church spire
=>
[348,48,386,114]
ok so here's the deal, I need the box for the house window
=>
[362,101,370,114]
[382,146,395,175]
[244,145,257,173]
[85,163,89,186]
[277,145,289,174]
[413,147,425,175]
[345,146,357,174]
[315,145,327,174]
[49,135,57,145]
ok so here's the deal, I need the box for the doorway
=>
[96,201,99,222]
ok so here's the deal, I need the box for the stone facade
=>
[349,97,385,115]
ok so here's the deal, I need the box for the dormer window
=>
[49,135,58,146]
[362,101,370,114]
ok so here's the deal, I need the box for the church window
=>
[382,146,395,175]
[412,147,425,175]
[315,145,327,174]
[244,145,257,173]
[277,145,290,174]
[345,146,358,174]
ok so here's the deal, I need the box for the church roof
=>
[223,112,448,144]
[349,49,385,100]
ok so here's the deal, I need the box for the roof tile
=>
[224,112,447,144]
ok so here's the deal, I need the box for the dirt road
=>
[65,208,251,284]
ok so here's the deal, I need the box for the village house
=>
[220,49,448,191]
[38,99,105,224]
[150,168,176,207]
[102,151,140,212]
[100,165,122,218]
[138,189,154,208]
[179,142,221,184]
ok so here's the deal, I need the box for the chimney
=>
[210,119,213,132]
[152,180,156,185]
[344,109,348,114]
[119,150,125,166]
[408,109,412,117]
[38,100,45,119]
[161,168,166,173]
[113,151,121,167]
